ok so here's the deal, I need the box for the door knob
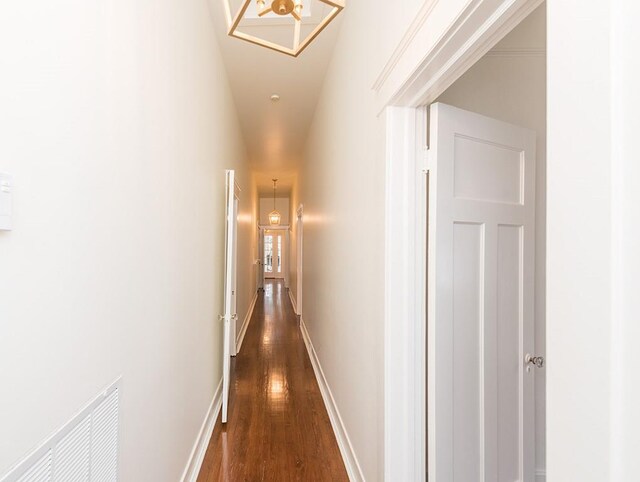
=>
[525,354,545,372]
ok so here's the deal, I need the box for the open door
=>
[427,104,537,481]
[221,170,238,424]
[258,228,265,291]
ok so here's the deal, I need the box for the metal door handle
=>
[525,354,545,372]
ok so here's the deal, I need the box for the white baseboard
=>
[236,291,258,353]
[299,318,364,482]
[536,469,546,482]
[180,379,222,482]
[288,289,297,314]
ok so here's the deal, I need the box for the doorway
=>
[264,230,284,279]
[383,3,546,481]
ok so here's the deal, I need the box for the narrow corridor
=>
[197,280,348,481]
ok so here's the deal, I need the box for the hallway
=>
[196,280,348,482]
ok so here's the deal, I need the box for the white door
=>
[258,228,265,291]
[295,207,303,316]
[230,196,239,357]
[264,231,285,279]
[284,230,290,288]
[427,103,536,482]
[221,170,238,424]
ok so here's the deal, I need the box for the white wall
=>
[296,1,423,479]
[0,1,254,480]
[547,0,611,479]
[436,5,546,475]
[548,0,640,480]
[611,0,640,478]
[298,1,552,480]
[259,197,290,225]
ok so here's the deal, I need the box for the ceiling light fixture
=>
[269,179,281,226]
[224,0,345,57]
[270,94,281,102]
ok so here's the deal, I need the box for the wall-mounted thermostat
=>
[0,173,13,231]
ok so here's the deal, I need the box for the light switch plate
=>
[0,173,13,231]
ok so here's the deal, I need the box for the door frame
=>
[258,224,290,285]
[295,204,303,316]
[382,0,544,480]
[257,225,264,291]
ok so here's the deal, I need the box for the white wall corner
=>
[299,318,365,482]
[236,291,259,353]
[180,380,222,482]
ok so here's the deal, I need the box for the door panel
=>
[231,197,238,357]
[451,222,484,482]
[428,103,536,482]
[221,170,237,424]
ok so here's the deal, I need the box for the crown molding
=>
[372,0,440,92]
[485,47,545,57]
[373,0,544,112]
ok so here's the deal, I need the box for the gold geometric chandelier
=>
[224,0,345,57]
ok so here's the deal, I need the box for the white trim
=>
[288,288,297,314]
[180,379,223,482]
[299,318,364,482]
[536,469,546,482]
[258,224,290,230]
[485,47,545,57]
[373,0,543,112]
[236,291,258,353]
[384,106,428,481]
[295,204,304,316]
[372,0,439,92]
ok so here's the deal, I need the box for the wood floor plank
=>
[196,280,349,482]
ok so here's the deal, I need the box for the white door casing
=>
[428,103,536,481]
[296,205,303,316]
[258,227,265,291]
[221,170,238,424]
[284,230,290,289]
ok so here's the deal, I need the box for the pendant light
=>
[269,179,281,226]
[224,0,345,58]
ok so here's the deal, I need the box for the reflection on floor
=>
[197,280,348,481]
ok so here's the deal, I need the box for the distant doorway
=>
[264,230,285,279]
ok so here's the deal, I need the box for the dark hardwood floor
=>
[196,280,349,482]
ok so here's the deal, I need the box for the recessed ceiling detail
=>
[224,0,344,57]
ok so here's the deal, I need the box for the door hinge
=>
[419,148,429,174]
[218,314,238,323]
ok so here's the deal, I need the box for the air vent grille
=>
[15,453,51,482]
[1,379,121,482]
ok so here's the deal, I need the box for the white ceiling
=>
[209,0,344,196]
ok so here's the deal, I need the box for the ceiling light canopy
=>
[224,0,345,57]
